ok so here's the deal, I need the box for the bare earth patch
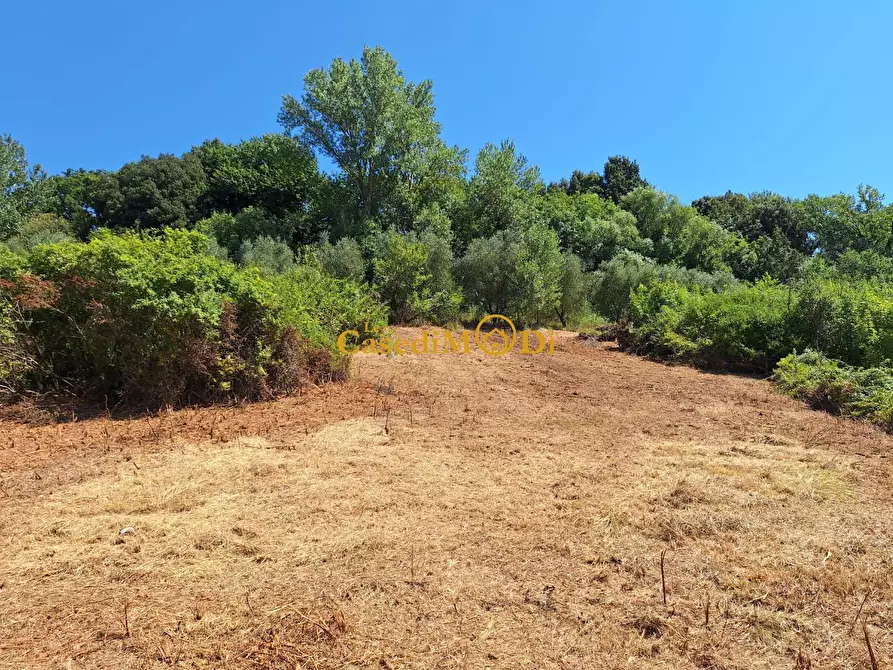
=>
[1,329,892,669]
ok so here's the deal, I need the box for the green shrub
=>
[314,236,366,283]
[791,276,893,367]
[624,266,893,375]
[370,229,461,324]
[590,251,657,321]
[15,229,385,405]
[775,350,893,430]
[2,213,74,252]
[0,285,37,394]
[196,207,310,256]
[269,264,387,347]
[237,235,295,273]
[591,251,735,321]
[456,223,562,325]
[627,278,794,371]
[455,229,518,316]
[555,252,590,327]
[832,250,893,282]
[419,230,463,323]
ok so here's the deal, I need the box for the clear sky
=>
[4,0,891,204]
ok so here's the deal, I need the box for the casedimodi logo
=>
[338,314,555,357]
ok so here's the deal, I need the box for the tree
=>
[602,155,648,204]
[538,190,651,268]
[456,140,542,247]
[43,169,107,238]
[84,153,207,230]
[192,134,319,217]
[314,236,366,283]
[196,206,319,255]
[2,213,73,253]
[555,252,589,327]
[456,222,562,324]
[370,229,461,323]
[552,157,648,203]
[1,135,48,238]
[796,186,893,259]
[417,229,461,321]
[590,250,736,320]
[693,190,815,255]
[622,187,733,273]
[512,223,564,323]
[590,251,659,320]
[384,141,467,230]
[455,230,519,315]
[567,169,604,196]
[412,203,453,238]
[237,236,295,274]
[746,228,805,281]
[279,46,464,229]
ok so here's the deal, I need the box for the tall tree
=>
[278,46,464,229]
[44,169,110,238]
[537,190,652,268]
[1,135,48,237]
[110,153,207,229]
[56,154,208,231]
[456,140,542,247]
[551,169,604,196]
[602,155,648,204]
[798,185,893,258]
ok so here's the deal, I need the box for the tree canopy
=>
[4,44,892,336]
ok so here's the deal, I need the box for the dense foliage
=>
[4,46,893,422]
[775,351,893,430]
[0,230,384,405]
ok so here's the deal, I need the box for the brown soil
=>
[1,328,891,669]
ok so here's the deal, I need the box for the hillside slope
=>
[1,329,891,669]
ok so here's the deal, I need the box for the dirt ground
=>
[1,328,892,669]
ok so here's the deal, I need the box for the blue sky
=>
[4,0,891,203]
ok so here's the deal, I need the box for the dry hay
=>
[1,329,892,668]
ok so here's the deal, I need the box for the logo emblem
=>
[474,314,517,356]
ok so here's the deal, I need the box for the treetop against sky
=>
[4,0,891,203]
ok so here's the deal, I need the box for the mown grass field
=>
[1,330,891,669]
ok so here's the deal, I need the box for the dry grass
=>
[1,329,892,668]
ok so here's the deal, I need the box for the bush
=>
[623,265,893,375]
[197,207,310,256]
[269,264,387,347]
[370,229,461,324]
[237,235,295,273]
[419,230,463,322]
[455,230,518,316]
[775,350,893,430]
[512,223,564,324]
[832,250,893,282]
[0,249,39,392]
[791,276,893,367]
[627,278,794,371]
[314,236,366,283]
[13,229,385,405]
[2,213,74,252]
[591,251,736,321]
[456,223,562,325]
